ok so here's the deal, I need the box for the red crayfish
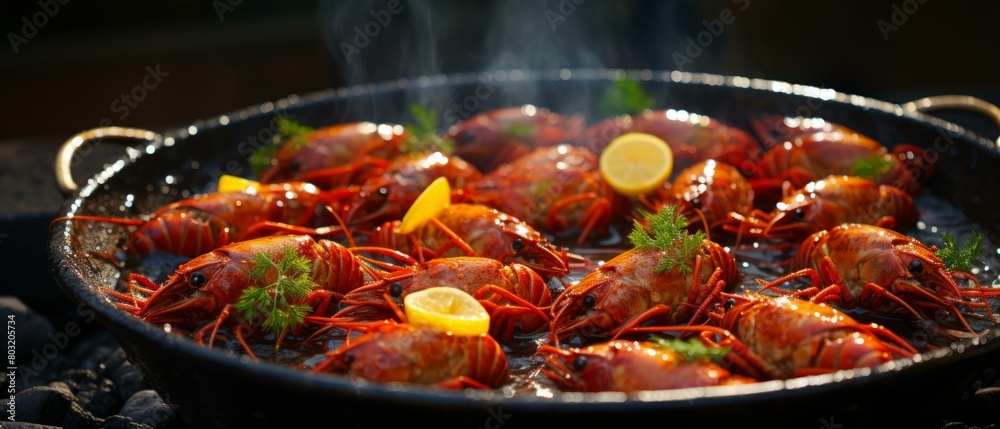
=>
[444,105,585,173]
[760,224,997,337]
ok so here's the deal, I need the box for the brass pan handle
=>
[54,126,163,196]
[901,95,1000,145]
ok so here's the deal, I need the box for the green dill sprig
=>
[234,247,318,345]
[936,231,985,273]
[850,154,896,181]
[402,104,454,155]
[506,122,537,139]
[599,79,654,117]
[651,336,730,364]
[248,116,315,175]
[628,205,706,274]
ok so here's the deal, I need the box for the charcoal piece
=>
[58,369,99,393]
[975,386,1000,411]
[54,368,121,417]
[67,330,120,365]
[61,401,101,429]
[0,296,55,365]
[77,376,120,418]
[79,345,115,373]
[119,389,176,429]
[13,384,75,425]
[112,361,149,402]
[3,423,65,429]
[102,415,155,429]
[101,348,129,377]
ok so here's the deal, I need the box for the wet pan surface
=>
[49,69,1000,428]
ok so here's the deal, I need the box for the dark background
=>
[2,2,999,270]
[2,1,1000,278]
[2,0,999,143]
[1,2,999,427]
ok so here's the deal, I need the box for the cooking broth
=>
[121,189,1000,395]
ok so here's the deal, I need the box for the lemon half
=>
[403,287,490,336]
[599,132,673,197]
[395,176,451,234]
[217,174,262,193]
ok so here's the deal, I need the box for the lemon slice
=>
[217,174,262,193]
[395,176,451,234]
[599,132,674,197]
[404,287,490,336]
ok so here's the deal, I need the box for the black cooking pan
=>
[48,69,1000,428]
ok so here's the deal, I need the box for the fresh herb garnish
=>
[234,247,318,346]
[249,116,314,175]
[651,335,730,364]
[850,154,896,180]
[530,178,552,199]
[507,122,537,139]
[599,79,654,117]
[402,104,454,154]
[937,231,985,273]
[628,205,706,274]
[276,116,315,144]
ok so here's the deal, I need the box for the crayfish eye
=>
[793,207,805,220]
[908,260,924,275]
[582,295,596,308]
[389,282,404,297]
[725,298,736,311]
[189,271,207,288]
[573,356,587,371]
[377,187,389,198]
[691,197,702,208]
[456,130,476,145]
[343,354,354,366]
[511,239,525,253]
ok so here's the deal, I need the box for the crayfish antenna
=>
[99,272,163,315]
[565,250,591,269]
[303,316,397,343]
[472,285,550,324]
[299,157,392,188]
[349,247,417,268]
[311,292,403,331]
[954,271,1000,321]
[319,204,359,248]
[608,304,673,341]
[688,207,711,242]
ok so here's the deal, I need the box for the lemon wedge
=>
[217,174,262,193]
[395,176,451,234]
[404,287,490,336]
[599,132,674,197]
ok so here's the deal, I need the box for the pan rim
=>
[48,67,1000,411]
